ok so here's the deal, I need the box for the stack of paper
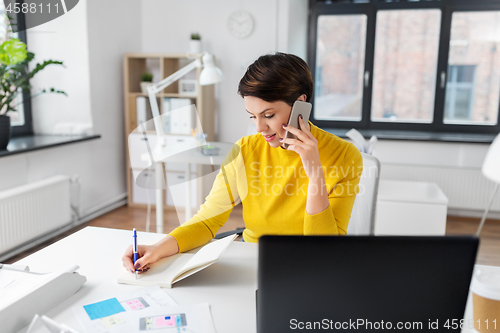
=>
[346,128,377,155]
[73,285,216,333]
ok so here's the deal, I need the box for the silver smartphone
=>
[282,101,312,149]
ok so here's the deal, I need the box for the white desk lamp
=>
[146,52,223,146]
[145,52,223,232]
[476,132,500,236]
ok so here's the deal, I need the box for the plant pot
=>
[190,40,201,54]
[140,82,152,94]
[0,115,11,150]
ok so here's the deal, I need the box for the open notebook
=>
[117,234,237,288]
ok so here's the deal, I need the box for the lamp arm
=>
[146,57,203,148]
[149,58,202,94]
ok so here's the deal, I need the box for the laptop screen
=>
[257,235,478,332]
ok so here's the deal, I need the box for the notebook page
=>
[117,254,193,288]
[171,234,237,282]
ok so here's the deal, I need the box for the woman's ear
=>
[297,94,307,102]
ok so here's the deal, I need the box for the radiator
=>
[381,165,500,212]
[0,175,72,256]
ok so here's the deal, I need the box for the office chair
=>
[214,153,381,239]
[476,132,500,236]
[346,153,381,235]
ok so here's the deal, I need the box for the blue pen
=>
[133,228,138,280]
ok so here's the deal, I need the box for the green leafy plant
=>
[0,38,66,116]
[190,33,201,40]
[140,71,153,82]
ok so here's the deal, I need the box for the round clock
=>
[227,10,254,39]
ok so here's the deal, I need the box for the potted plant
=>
[190,33,201,53]
[0,38,65,150]
[140,71,153,94]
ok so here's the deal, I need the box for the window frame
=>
[8,0,33,137]
[308,0,500,135]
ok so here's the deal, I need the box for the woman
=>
[123,52,362,273]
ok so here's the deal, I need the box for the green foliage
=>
[190,33,201,40]
[0,40,66,116]
[0,39,27,65]
[141,72,153,82]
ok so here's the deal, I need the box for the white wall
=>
[141,0,284,144]
[0,0,142,217]
[27,1,93,134]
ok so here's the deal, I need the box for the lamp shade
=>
[482,132,500,184]
[199,53,224,85]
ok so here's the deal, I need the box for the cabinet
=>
[123,53,216,209]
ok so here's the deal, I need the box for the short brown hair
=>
[238,52,313,105]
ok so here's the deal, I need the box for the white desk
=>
[13,227,494,333]
[14,227,257,333]
[144,141,233,233]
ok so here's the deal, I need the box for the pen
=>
[133,228,138,280]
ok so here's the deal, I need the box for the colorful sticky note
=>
[83,298,125,320]
[100,314,125,328]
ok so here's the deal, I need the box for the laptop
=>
[257,235,478,332]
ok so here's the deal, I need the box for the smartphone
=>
[282,101,312,149]
[139,313,187,330]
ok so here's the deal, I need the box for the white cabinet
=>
[166,172,199,208]
[131,169,158,205]
[129,134,200,206]
[375,180,449,235]
[128,133,157,169]
[164,135,197,172]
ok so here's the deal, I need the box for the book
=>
[117,234,238,288]
[136,97,147,128]
[169,98,192,134]
[162,97,171,133]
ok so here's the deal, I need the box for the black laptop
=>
[257,235,478,332]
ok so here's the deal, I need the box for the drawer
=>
[166,172,199,208]
[164,135,197,172]
[128,133,158,169]
[131,169,165,205]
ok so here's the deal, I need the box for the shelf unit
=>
[123,53,216,209]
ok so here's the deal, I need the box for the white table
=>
[14,227,258,333]
[144,141,234,233]
[13,227,494,333]
[375,180,449,235]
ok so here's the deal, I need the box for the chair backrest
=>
[347,153,381,235]
[482,132,500,184]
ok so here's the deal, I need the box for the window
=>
[0,1,33,136]
[315,14,367,121]
[445,65,476,122]
[371,9,441,124]
[308,0,500,135]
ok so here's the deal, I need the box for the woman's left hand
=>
[280,116,323,180]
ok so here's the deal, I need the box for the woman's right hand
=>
[122,235,179,273]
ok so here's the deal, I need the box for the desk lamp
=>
[144,53,223,231]
[146,52,223,147]
[476,132,500,236]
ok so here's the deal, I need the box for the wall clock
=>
[227,10,254,39]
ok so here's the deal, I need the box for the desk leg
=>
[156,162,163,234]
[185,163,192,221]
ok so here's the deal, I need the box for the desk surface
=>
[14,227,258,333]
[145,141,235,165]
[13,227,496,333]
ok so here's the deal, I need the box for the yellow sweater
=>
[169,122,363,252]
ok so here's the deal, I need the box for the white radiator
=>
[381,165,500,213]
[0,175,72,256]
